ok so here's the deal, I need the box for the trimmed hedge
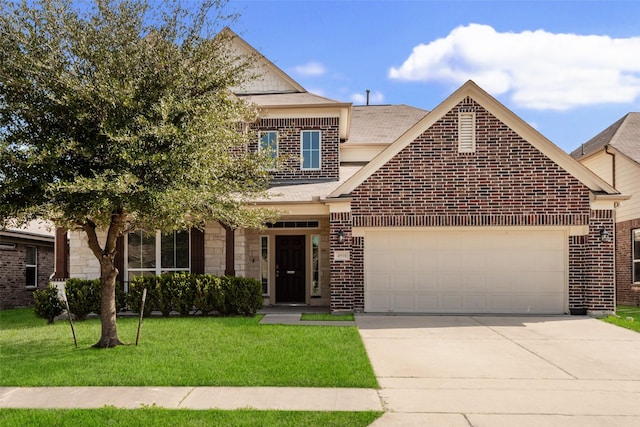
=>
[63,278,126,320]
[127,273,263,317]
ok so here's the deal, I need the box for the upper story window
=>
[25,246,37,287]
[301,130,321,170]
[259,131,278,169]
[127,230,190,280]
[633,229,640,284]
[458,112,476,153]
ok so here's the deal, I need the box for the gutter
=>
[604,145,616,188]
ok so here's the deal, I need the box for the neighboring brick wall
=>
[0,241,54,309]
[351,97,591,225]
[250,117,340,182]
[615,217,640,306]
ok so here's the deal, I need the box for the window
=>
[634,229,640,284]
[26,246,37,287]
[458,112,476,153]
[259,131,278,169]
[260,236,269,295]
[127,230,190,279]
[301,130,321,170]
[311,235,320,296]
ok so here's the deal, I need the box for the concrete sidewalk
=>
[0,386,383,411]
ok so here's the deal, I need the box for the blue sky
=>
[227,0,640,153]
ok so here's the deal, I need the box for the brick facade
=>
[615,217,640,305]
[251,117,340,182]
[0,241,54,309]
[329,97,615,314]
[351,98,591,223]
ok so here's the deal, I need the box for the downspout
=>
[604,145,616,189]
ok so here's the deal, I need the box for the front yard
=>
[0,308,377,388]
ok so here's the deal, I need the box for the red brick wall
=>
[351,97,591,226]
[0,241,54,309]
[329,212,364,312]
[328,97,615,313]
[251,117,340,182]
[615,217,640,306]
[567,210,615,312]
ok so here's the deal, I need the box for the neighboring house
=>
[58,30,625,315]
[571,113,640,306]
[0,221,58,309]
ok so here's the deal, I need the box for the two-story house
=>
[571,114,640,306]
[59,30,624,315]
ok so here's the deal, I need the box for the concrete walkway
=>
[0,386,381,411]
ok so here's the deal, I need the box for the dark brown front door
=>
[275,235,306,303]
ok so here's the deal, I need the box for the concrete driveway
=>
[356,315,640,427]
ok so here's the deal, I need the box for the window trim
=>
[259,131,278,170]
[310,235,320,297]
[458,112,476,153]
[633,228,640,284]
[300,130,321,170]
[125,230,191,281]
[260,235,270,296]
[25,246,37,288]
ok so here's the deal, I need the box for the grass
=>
[602,305,640,333]
[0,308,378,388]
[301,313,354,321]
[0,408,382,427]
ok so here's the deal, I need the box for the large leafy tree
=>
[0,0,275,347]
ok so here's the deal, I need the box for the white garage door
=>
[364,229,567,314]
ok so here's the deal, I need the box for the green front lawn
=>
[602,305,640,333]
[0,308,377,388]
[301,313,354,321]
[0,408,382,427]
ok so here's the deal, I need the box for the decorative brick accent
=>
[615,217,640,306]
[250,117,340,182]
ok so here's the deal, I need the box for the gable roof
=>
[570,112,640,165]
[223,28,305,95]
[329,80,620,199]
[347,105,429,145]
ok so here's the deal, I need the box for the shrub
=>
[219,276,263,316]
[33,284,64,324]
[155,273,176,317]
[126,276,157,316]
[193,274,222,316]
[171,272,195,316]
[64,278,100,320]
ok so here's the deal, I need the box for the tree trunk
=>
[83,215,126,348]
[93,259,125,348]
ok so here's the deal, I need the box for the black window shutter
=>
[115,235,125,285]
[191,228,205,274]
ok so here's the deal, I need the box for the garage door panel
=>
[364,229,567,314]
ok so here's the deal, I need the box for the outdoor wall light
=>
[600,229,611,243]
[337,229,345,244]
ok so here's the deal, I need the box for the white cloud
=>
[291,62,326,77]
[351,90,385,105]
[389,24,640,110]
